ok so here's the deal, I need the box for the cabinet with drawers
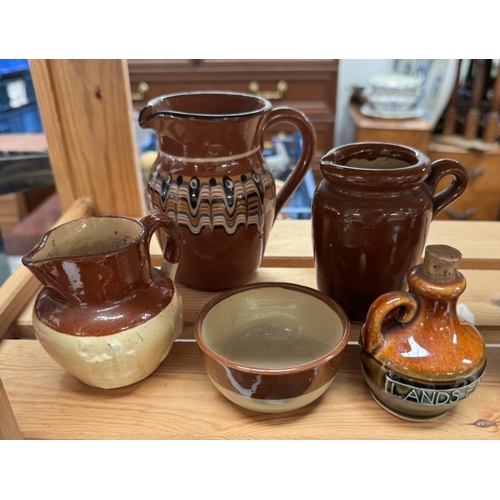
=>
[348,103,500,221]
[127,59,339,184]
[428,141,500,221]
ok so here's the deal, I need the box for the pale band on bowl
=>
[195,282,350,413]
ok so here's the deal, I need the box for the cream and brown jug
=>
[22,214,183,389]
[139,91,316,291]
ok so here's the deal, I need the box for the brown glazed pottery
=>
[359,244,487,421]
[139,91,316,291]
[194,282,350,413]
[22,214,184,389]
[312,142,469,323]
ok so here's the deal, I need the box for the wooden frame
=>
[1,60,499,440]
[29,60,145,217]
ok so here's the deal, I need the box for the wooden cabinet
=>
[127,59,339,184]
[348,103,500,221]
[428,141,500,221]
[348,103,434,152]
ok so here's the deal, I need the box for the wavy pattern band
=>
[148,166,275,235]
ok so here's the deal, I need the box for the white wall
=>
[334,59,394,147]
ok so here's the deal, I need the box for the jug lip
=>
[320,142,430,171]
[22,215,145,264]
[140,90,272,122]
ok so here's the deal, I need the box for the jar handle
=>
[262,107,317,219]
[425,158,469,218]
[361,291,418,353]
[141,214,182,282]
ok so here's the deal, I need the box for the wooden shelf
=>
[1,61,497,440]
[1,339,499,440]
[0,218,499,440]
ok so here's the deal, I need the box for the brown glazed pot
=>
[311,142,469,323]
[195,282,350,413]
[22,214,183,389]
[359,245,487,421]
[139,91,316,291]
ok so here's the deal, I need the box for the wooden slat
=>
[262,219,315,268]
[8,314,499,346]
[1,213,499,440]
[262,220,500,269]
[13,265,499,333]
[0,339,498,440]
[7,219,500,340]
[425,220,500,268]
[0,198,96,340]
[166,267,500,343]
[29,59,145,218]
[8,267,500,344]
[0,378,23,439]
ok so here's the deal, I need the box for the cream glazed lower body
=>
[32,290,183,389]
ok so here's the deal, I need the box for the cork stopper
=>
[422,244,462,282]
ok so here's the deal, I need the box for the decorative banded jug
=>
[139,90,316,291]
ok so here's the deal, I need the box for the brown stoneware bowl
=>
[194,282,350,413]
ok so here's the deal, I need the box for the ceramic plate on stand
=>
[393,59,460,127]
[360,104,423,120]
[420,60,459,127]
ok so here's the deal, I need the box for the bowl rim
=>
[194,281,351,375]
[367,73,424,90]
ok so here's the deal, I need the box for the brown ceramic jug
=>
[311,142,469,322]
[139,91,316,291]
[359,244,487,421]
[22,214,183,389]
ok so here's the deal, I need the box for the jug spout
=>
[22,248,75,304]
[22,216,157,306]
[138,102,158,131]
[22,254,52,289]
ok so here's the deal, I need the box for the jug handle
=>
[262,107,317,219]
[141,214,182,282]
[424,158,469,218]
[360,291,418,354]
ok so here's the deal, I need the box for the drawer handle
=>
[444,207,477,220]
[131,81,149,101]
[249,80,288,100]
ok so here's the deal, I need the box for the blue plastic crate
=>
[0,71,36,113]
[265,131,314,220]
[0,59,30,77]
[0,102,43,133]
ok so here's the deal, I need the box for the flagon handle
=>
[425,158,469,218]
[141,214,182,282]
[262,107,317,218]
[360,291,418,354]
